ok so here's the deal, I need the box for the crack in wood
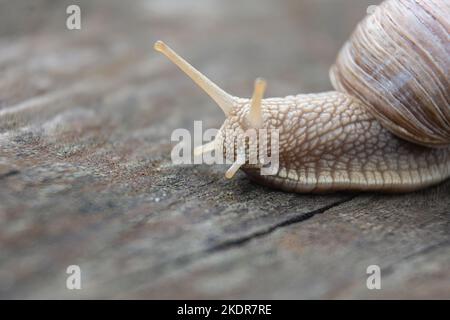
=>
[206,195,358,252]
[134,195,358,285]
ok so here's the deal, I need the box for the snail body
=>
[223,92,450,192]
[155,0,450,193]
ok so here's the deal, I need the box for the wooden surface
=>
[1,0,449,299]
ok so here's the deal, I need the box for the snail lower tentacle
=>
[154,0,450,193]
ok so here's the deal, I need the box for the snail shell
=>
[330,0,450,147]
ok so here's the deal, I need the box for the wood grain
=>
[0,0,449,299]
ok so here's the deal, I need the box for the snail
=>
[154,0,450,193]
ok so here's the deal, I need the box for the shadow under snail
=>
[154,0,450,193]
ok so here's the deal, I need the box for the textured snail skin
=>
[154,0,450,193]
[219,92,450,192]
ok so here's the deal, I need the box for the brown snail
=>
[155,0,450,193]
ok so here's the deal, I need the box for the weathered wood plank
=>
[0,0,449,299]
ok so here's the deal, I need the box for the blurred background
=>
[0,0,375,120]
[9,0,450,300]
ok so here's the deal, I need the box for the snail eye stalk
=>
[154,40,234,116]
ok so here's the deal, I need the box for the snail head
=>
[154,41,275,178]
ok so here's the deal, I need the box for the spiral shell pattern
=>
[330,0,450,147]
